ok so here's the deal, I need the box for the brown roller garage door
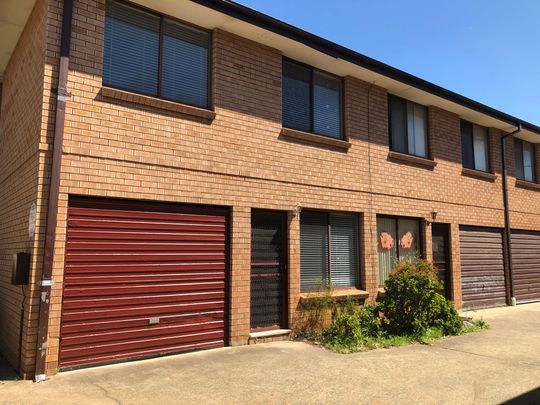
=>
[512,230,540,303]
[59,197,228,369]
[459,226,506,310]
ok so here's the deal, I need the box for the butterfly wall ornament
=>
[400,231,414,249]
[380,232,394,250]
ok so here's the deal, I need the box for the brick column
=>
[229,206,251,345]
[424,220,433,263]
[362,211,379,301]
[449,222,462,309]
[288,211,300,328]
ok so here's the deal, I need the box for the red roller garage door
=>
[59,197,228,369]
[511,230,540,303]
[459,226,507,310]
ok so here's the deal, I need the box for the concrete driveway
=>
[1,303,539,405]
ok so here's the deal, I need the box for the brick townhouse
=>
[1,0,539,380]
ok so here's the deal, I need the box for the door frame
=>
[431,222,451,300]
[250,209,289,332]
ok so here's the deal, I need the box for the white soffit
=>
[133,0,540,141]
[0,0,37,81]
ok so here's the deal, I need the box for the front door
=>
[432,223,451,298]
[250,211,287,331]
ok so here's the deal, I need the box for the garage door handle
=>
[149,317,160,325]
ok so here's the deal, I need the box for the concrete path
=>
[1,303,539,405]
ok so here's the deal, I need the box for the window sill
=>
[515,179,540,191]
[387,151,436,169]
[280,128,351,150]
[461,167,497,182]
[299,288,369,302]
[101,86,216,121]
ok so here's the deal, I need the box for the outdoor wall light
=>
[292,203,302,217]
[431,209,438,220]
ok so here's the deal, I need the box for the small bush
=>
[431,293,463,335]
[316,258,487,353]
[357,304,386,339]
[321,311,363,350]
[379,259,455,336]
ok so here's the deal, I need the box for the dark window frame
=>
[377,214,425,261]
[388,94,430,158]
[103,0,212,110]
[461,119,491,173]
[282,57,345,140]
[514,138,537,183]
[300,209,360,291]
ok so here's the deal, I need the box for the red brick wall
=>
[0,0,48,377]
[3,0,540,376]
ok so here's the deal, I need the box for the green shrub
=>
[310,258,486,353]
[379,258,452,336]
[431,293,463,335]
[321,311,363,349]
[357,304,386,339]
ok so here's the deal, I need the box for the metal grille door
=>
[459,226,506,310]
[60,197,228,369]
[250,211,286,330]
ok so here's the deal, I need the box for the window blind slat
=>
[514,139,525,180]
[397,218,420,261]
[523,141,535,182]
[472,124,489,172]
[300,211,329,292]
[313,71,342,138]
[389,96,407,154]
[407,102,427,157]
[103,0,160,95]
[282,60,311,132]
[161,19,210,108]
[377,217,397,286]
[330,214,359,288]
[461,121,475,169]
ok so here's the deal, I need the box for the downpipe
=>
[33,0,73,382]
[501,123,522,307]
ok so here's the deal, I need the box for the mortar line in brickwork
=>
[0,150,41,187]
[60,151,527,214]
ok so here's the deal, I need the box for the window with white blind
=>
[103,0,210,108]
[388,95,428,158]
[377,216,422,285]
[514,139,536,183]
[461,120,490,172]
[282,59,343,139]
[300,211,359,291]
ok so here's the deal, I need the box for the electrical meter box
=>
[12,252,31,285]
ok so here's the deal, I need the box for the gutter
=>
[190,0,540,136]
[34,0,73,382]
[501,124,522,306]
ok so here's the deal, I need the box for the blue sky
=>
[236,1,540,126]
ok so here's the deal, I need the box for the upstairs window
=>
[461,120,490,172]
[103,0,210,108]
[515,139,536,182]
[388,95,428,158]
[282,59,343,139]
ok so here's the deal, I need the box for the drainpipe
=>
[34,0,73,382]
[501,123,522,307]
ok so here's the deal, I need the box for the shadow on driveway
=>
[501,386,540,405]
